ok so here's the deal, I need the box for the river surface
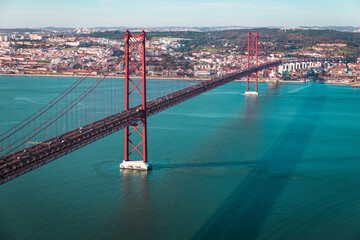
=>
[0,76,360,240]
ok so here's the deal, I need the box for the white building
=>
[0,36,9,42]
[29,34,43,41]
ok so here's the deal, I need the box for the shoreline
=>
[0,73,209,81]
[0,73,355,86]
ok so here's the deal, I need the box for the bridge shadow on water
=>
[191,85,326,240]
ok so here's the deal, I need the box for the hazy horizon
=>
[0,0,359,29]
[0,25,359,30]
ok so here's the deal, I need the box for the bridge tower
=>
[245,31,259,96]
[120,30,151,170]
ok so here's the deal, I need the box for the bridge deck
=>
[0,61,280,184]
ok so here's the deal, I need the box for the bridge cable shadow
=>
[192,85,326,240]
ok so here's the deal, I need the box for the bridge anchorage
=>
[245,31,259,97]
[119,30,151,171]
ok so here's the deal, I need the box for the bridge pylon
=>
[245,31,259,96]
[120,30,151,171]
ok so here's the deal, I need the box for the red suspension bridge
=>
[0,30,345,184]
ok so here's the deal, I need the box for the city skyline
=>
[0,0,359,28]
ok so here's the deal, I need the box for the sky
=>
[0,0,359,28]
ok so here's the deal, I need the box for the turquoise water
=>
[1,76,360,240]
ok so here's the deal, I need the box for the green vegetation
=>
[38,60,51,63]
[86,28,360,58]
[63,47,79,51]
[87,30,125,40]
[340,46,360,57]
[200,48,224,53]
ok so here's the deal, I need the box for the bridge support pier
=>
[245,91,259,96]
[120,30,152,171]
[120,160,152,170]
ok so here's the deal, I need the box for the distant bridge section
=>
[279,57,346,73]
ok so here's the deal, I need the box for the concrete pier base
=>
[245,91,259,96]
[120,161,152,171]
